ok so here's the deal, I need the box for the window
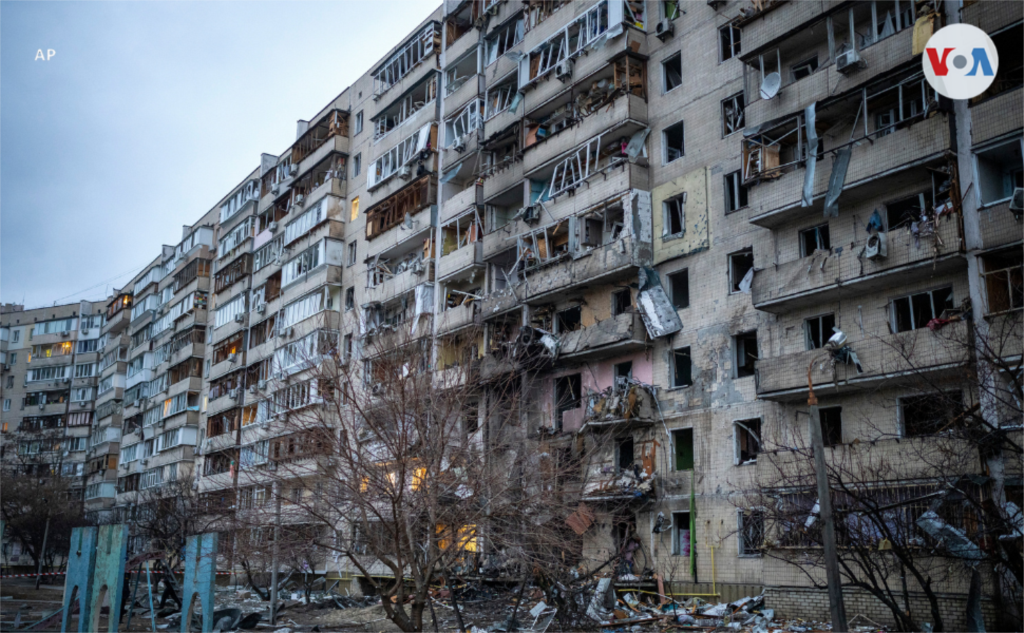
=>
[2,399,9,412]
[554,373,581,431]
[612,289,632,315]
[791,56,819,81]
[669,270,689,309]
[805,313,836,350]
[724,171,747,212]
[663,0,680,20]
[719,24,741,61]
[76,339,98,353]
[819,406,842,447]
[721,93,744,136]
[673,511,692,556]
[662,53,682,93]
[673,428,693,470]
[281,242,324,286]
[12,330,20,343]
[885,193,926,230]
[352,154,361,177]
[344,287,355,311]
[900,391,964,437]
[663,193,685,237]
[975,138,1023,205]
[891,287,953,332]
[799,224,831,257]
[981,250,1024,314]
[663,121,684,163]
[734,331,757,378]
[556,306,582,333]
[343,334,353,362]
[672,347,692,388]
[617,437,634,472]
[738,509,764,556]
[729,249,754,293]
[351,197,360,222]
[348,241,357,266]
[8,353,15,365]
[734,418,761,464]
[6,375,12,389]
[614,361,633,382]
[354,111,363,135]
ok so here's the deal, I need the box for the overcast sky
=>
[1,0,438,309]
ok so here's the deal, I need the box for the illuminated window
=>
[351,197,360,221]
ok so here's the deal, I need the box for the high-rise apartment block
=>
[2,1,1021,626]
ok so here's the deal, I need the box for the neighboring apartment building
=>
[0,301,106,505]
[3,0,1020,626]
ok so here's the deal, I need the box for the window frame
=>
[672,346,692,389]
[663,193,686,238]
[668,269,690,310]
[728,248,754,294]
[737,508,765,557]
[663,121,685,164]
[733,417,761,465]
[662,52,682,94]
[799,223,831,257]
[719,23,741,62]
[890,286,954,332]
[804,313,836,350]
[721,93,745,137]
[724,171,748,212]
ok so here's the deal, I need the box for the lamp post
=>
[807,361,848,632]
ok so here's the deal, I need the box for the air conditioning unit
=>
[398,165,413,180]
[411,260,426,275]
[39,402,46,410]
[655,18,675,41]
[269,221,279,233]
[249,384,258,395]
[256,304,266,314]
[555,59,574,83]
[294,194,305,206]
[289,164,298,176]
[452,137,467,153]
[234,313,245,324]
[522,205,541,224]
[228,388,239,400]
[228,352,238,363]
[79,402,87,408]
[1009,187,1023,216]
[271,184,281,196]
[836,49,865,74]
[864,232,888,260]
[81,329,89,335]
[258,380,267,390]
[61,331,70,337]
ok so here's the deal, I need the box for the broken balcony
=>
[745,70,950,228]
[438,208,485,281]
[480,124,524,202]
[364,254,435,307]
[442,98,483,168]
[436,298,481,336]
[580,379,656,431]
[292,109,349,178]
[289,152,347,210]
[581,436,657,503]
[754,321,971,401]
[444,48,481,115]
[373,22,441,99]
[742,3,917,128]
[558,311,649,362]
[373,72,438,146]
[752,213,964,313]
[365,177,437,259]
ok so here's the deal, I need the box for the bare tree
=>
[229,312,601,632]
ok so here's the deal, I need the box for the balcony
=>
[438,241,483,281]
[445,72,482,117]
[365,263,435,306]
[978,201,1024,251]
[198,470,235,493]
[210,355,245,383]
[559,312,649,362]
[739,0,838,54]
[755,321,971,401]
[296,133,349,182]
[366,195,436,260]
[752,216,964,313]
[439,182,481,224]
[481,155,523,201]
[580,381,657,431]
[436,301,480,335]
[970,88,1024,146]
[167,375,203,399]
[747,114,951,228]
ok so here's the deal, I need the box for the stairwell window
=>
[662,53,682,93]
[719,24,741,62]
[663,121,684,163]
[734,331,758,378]
[724,171,747,212]
[663,193,685,237]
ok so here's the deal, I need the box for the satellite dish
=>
[760,72,781,100]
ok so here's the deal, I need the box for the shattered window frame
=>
[485,13,525,66]
[662,52,682,94]
[898,390,965,437]
[804,313,836,350]
[728,248,754,294]
[798,223,831,257]
[672,346,692,388]
[973,136,1024,206]
[890,286,953,332]
[668,269,689,310]
[723,171,748,213]
[719,23,741,62]
[981,249,1024,315]
[734,418,761,465]
[734,330,758,378]
[663,120,685,164]
[721,93,745,137]
[662,193,685,237]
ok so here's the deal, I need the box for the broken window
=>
[982,249,1024,315]
[885,193,927,230]
[673,428,693,471]
[517,222,571,271]
[352,153,361,177]
[735,418,761,464]
[672,347,692,388]
[485,79,517,119]
[721,93,744,136]
[728,249,754,294]
[734,331,758,378]
[891,286,953,333]
[548,133,629,197]
[445,52,476,97]
[354,111,363,135]
[365,177,435,239]
[975,138,1023,206]
[663,53,682,93]
[617,437,635,473]
[663,193,685,237]
[805,313,836,350]
[799,224,831,257]
[344,287,354,312]
[719,24,741,61]
[900,391,964,437]
[485,14,524,66]
[367,123,434,190]
[724,171,747,212]
[614,361,633,384]
[663,121,684,163]
[522,2,611,86]
[820,406,842,447]
[673,511,692,556]
[738,509,764,556]
[441,209,484,256]
[790,56,819,82]
[742,115,803,183]
[669,270,689,309]
[374,74,439,142]
[556,306,582,333]
[373,23,439,96]
[555,374,582,431]
[612,289,632,315]
[445,99,483,148]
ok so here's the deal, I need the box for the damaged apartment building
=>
[3,0,1021,627]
